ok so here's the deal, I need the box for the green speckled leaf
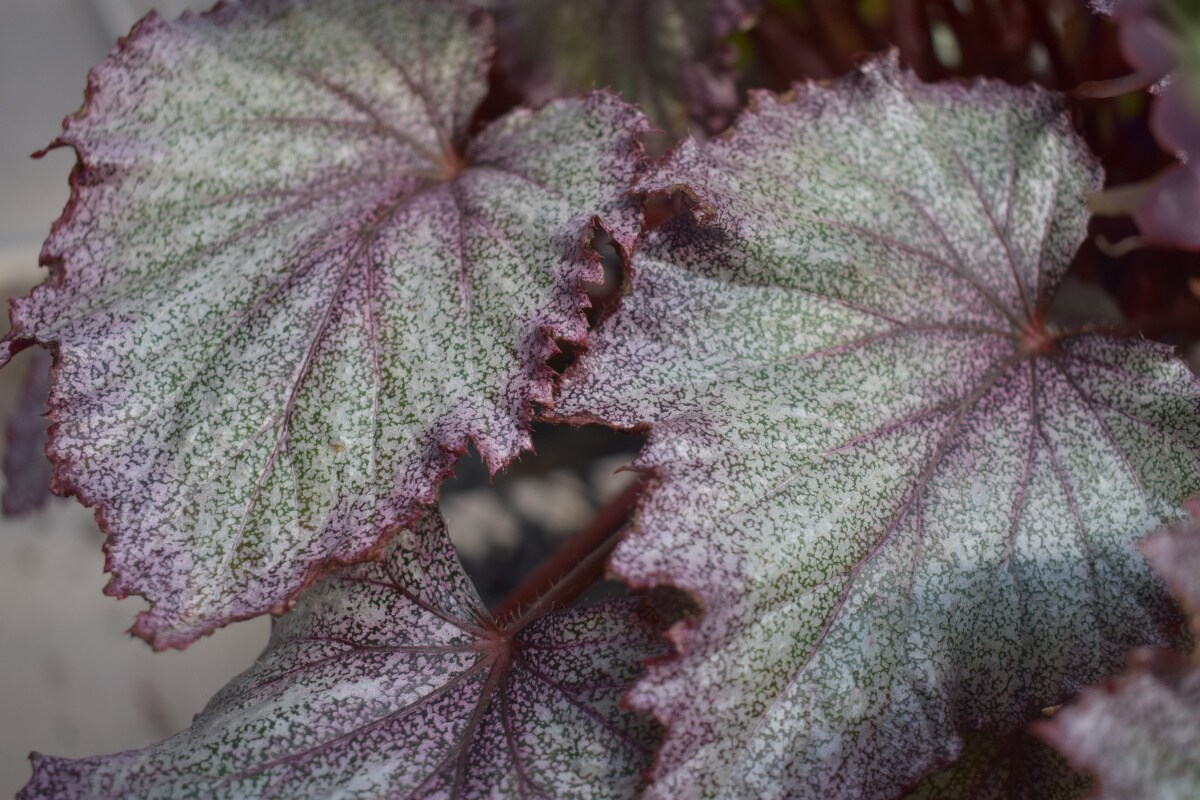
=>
[1,0,647,648]
[552,54,1200,797]
[21,512,667,799]
[1038,517,1200,800]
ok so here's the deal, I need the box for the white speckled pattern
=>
[21,512,667,799]
[1,0,647,648]
[555,54,1200,798]
[1040,519,1200,800]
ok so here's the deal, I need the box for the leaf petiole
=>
[493,476,647,630]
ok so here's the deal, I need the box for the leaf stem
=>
[493,476,646,630]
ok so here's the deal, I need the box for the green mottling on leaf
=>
[2,0,648,648]
[553,53,1200,797]
[21,513,668,799]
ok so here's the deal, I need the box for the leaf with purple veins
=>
[21,511,667,799]
[552,53,1200,797]
[1037,517,1200,799]
[1,0,648,648]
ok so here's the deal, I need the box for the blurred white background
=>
[0,2,270,796]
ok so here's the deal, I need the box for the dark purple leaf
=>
[904,730,1088,800]
[1093,0,1200,249]
[490,0,762,138]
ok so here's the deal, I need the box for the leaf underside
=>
[553,53,1200,798]
[491,0,760,138]
[2,0,647,647]
[21,512,667,800]
[1038,519,1200,800]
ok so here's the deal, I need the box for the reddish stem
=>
[492,476,646,628]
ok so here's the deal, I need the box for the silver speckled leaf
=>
[21,512,666,799]
[1038,518,1200,800]
[553,54,1200,797]
[1,0,647,648]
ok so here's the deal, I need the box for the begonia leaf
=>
[490,0,761,138]
[1037,518,1200,799]
[3,347,53,515]
[552,54,1200,797]
[1,0,647,647]
[1141,506,1200,628]
[21,511,667,799]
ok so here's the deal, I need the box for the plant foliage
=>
[2,349,53,515]
[1038,514,1200,799]
[1092,0,1200,249]
[4,1,1200,798]
[904,731,1087,800]
[553,53,1200,798]
[489,0,761,137]
[1,0,645,648]
[21,512,668,799]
